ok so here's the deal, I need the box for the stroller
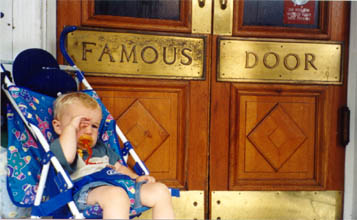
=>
[1,26,178,218]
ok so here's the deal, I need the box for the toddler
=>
[50,92,174,219]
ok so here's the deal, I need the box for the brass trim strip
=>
[138,191,205,219]
[192,0,212,34]
[213,0,233,35]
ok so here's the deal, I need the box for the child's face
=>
[56,102,102,148]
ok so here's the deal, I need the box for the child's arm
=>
[113,162,156,183]
[59,116,87,164]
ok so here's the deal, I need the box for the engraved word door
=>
[57,1,350,219]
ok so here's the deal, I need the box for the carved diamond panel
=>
[96,86,187,188]
[117,100,169,162]
[247,104,307,171]
[230,85,326,189]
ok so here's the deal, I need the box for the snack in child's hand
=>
[78,134,94,165]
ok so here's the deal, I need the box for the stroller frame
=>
[1,65,84,219]
[0,26,151,218]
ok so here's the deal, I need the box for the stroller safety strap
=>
[72,167,133,195]
[73,167,180,197]
[72,167,151,218]
[31,189,73,217]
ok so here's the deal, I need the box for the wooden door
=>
[210,1,349,219]
[210,0,349,190]
[57,1,350,219]
[57,3,210,218]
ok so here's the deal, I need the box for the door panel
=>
[94,79,188,188]
[233,0,330,39]
[94,0,181,20]
[229,84,331,190]
[80,72,210,191]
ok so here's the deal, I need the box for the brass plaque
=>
[218,38,343,84]
[138,191,204,219]
[212,191,342,220]
[66,29,206,80]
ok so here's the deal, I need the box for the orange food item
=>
[78,134,94,165]
[78,134,93,149]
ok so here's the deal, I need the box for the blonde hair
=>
[53,92,101,120]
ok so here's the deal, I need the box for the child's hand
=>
[112,162,139,179]
[57,115,91,165]
[78,117,91,130]
[111,162,156,183]
[136,175,156,183]
[66,115,88,131]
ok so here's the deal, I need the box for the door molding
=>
[343,2,357,219]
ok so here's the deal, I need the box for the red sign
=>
[283,0,315,25]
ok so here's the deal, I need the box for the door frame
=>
[343,2,357,219]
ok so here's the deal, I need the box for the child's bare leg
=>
[87,185,130,219]
[140,182,175,219]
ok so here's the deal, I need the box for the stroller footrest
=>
[170,188,180,197]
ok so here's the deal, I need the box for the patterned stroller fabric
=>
[7,86,56,207]
[6,85,149,218]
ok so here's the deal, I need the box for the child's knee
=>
[107,186,129,202]
[94,186,130,207]
[151,182,171,198]
[140,182,172,208]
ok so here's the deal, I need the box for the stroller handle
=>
[60,26,85,83]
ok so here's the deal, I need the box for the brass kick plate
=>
[211,191,342,220]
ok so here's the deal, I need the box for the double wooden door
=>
[57,1,350,218]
